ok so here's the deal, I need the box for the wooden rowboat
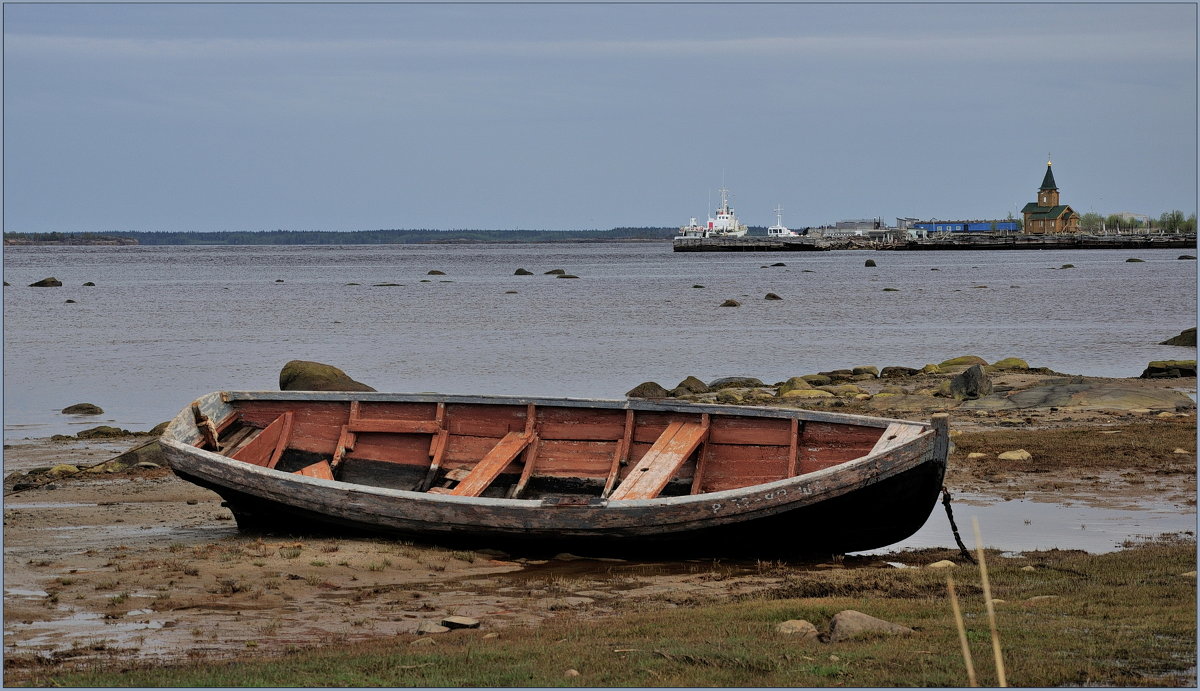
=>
[160,391,950,556]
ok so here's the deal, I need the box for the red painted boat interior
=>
[202,400,889,499]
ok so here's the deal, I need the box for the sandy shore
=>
[4,376,1195,679]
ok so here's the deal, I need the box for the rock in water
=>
[513,268,533,275]
[827,610,914,642]
[625,381,669,399]
[279,360,376,392]
[949,364,992,400]
[29,277,62,287]
[764,292,783,300]
[1160,327,1197,347]
[720,299,741,307]
[864,259,877,267]
[61,403,103,415]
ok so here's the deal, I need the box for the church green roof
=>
[1040,164,1057,191]
[1023,203,1074,220]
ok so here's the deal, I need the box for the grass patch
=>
[952,418,1196,473]
[21,539,1195,688]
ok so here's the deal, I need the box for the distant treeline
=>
[4,228,690,246]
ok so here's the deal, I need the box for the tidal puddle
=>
[859,492,1196,555]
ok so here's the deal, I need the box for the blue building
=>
[911,220,1020,233]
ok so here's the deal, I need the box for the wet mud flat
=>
[3,404,1195,682]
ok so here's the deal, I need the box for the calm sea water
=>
[4,242,1195,440]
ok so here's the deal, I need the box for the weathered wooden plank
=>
[232,412,293,468]
[802,421,882,445]
[448,432,535,497]
[535,420,627,441]
[524,439,616,477]
[330,425,355,470]
[706,416,793,446]
[349,433,434,466]
[603,409,635,498]
[296,460,334,480]
[610,421,709,501]
[355,401,438,421]
[869,423,925,455]
[348,418,440,435]
[265,412,295,470]
[787,418,800,478]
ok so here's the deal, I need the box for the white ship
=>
[676,187,748,239]
[766,205,799,237]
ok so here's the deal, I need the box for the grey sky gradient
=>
[4,2,1196,232]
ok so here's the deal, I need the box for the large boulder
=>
[1140,360,1197,379]
[960,377,1197,411]
[279,360,376,392]
[880,366,919,379]
[674,376,710,394]
[708,376,764,390]
[938,355,988,371]
[29,277,62,287]
[777,377,813,396]
[626,381,670,399]
[991,357,1030,370]
[1160,328,1197,347]
[61,403,103,415]
[949,364,992,400]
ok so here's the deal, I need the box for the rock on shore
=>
[279,360,377,392]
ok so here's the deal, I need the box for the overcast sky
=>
[4,2,1196,232]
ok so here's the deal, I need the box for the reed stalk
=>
[947,575,977,687]
[973,517,1007,687]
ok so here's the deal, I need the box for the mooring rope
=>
[941,486,976,564]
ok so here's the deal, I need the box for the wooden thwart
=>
[869,422,925,455]
[445,431,535,497]
[610,420,709,501]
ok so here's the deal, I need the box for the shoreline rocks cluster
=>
[626,355,1197,416]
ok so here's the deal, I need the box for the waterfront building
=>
[1021,160,1080,234]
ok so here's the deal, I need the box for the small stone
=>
[47,464,80,477]
[544,268,567,275]
[1182,571,1197,578]
[482,632,500,639]
[1025,595,1061,603]
[1021,566,1036,572]
[133,462,160,469]
[966,452,987,460]
[1125,257,1144,262]
[720,299,741,307]
[82,281,96,286]
[692,284,705,288]
[514,268,533,275]
[64,299,76,304]
[864,259,877,267]
[776,619,819,640]
[441,616,480,629]
[61,403,103,415]
[410,637,438,647]
[564,669,580,678]
[781,389,834,399]
[427,269,447,275]
[417,621,450,635]
[1173,448,1190,455]
[997,449,1032,462]
[29,277,62,287]
[764,292,783,300]
[882,287,899,291]
[556,274,580,279]
[927,560,957,569]
[828,610,914,642]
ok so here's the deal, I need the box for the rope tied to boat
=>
[941,486,976,564]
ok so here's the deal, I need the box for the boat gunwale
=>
[216,390,930,431]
